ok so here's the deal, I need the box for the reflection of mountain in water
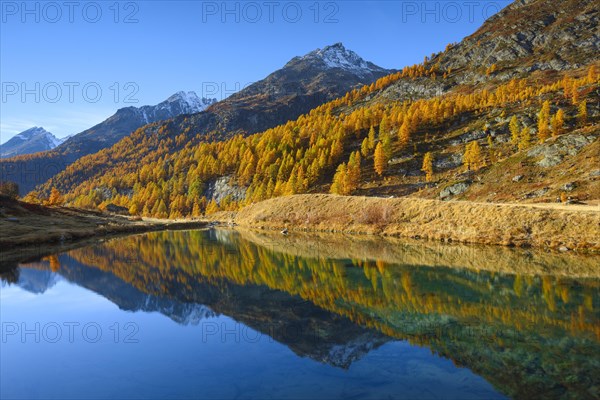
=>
[16,267,60,294]
[10,254,389,369]
[15,258,216,326]
[3,228,599,398]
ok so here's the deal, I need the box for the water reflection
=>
[1,228,599,399]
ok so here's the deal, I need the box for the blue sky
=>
[0,1,509,142]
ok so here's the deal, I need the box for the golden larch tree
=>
[421,152,434,182]
[578,100,588,126]
[346,151,362,192]
[537,100,551,142]
[518,127,531,151]
[398,120,411,147]
[374,142,387,176]
[360,138,370,157]
[330,163,348,195]
[463,141,482,171]
[587,64,597,83]
[48,187,63,206]
[367,126,376,150]
[552,109,565,137]
[509,116,520,145]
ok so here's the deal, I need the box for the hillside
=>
[11,0,600,221]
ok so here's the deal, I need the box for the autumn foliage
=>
[30,63,598,218]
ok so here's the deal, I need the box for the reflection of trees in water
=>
[10,247,392,370]
[0,263,19,284]
[67,230,600,342]
[21,229,600,399]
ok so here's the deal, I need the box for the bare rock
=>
[527,135,594,167]
[434,153,463,170]
[440,182,470,199]
[205,176,246,203]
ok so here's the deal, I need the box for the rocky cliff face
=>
[204,176,246,203]
[378,0,598,103]
[440,0,598,74]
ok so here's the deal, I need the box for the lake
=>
[1,229,599,399]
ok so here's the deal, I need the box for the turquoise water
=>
[1,229,598,399]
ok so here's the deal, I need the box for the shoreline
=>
[231,227,600,278]
[2,194,599,267]
[0,220,208,267]
[227,194,600,253]
[0,196,208,266]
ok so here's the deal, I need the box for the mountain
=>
[292,42,389,77]
[0,127,65,158]
[440,0,598,74]
[13,267,60,294]
[209,42,392,134]
[36,0,598,217]
[376,0,600,102]
[19,43,392,198]
[59,91,216,157]
[0,92,216,194]
[9,0,600,215]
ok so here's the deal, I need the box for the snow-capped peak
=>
[166,91,216,113]
[301,43,375,76]
[48,132,66,147]
[15,126,48,140]
[14,127,65,147]
[0,126,66,157]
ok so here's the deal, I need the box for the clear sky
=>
[0,0,509,143]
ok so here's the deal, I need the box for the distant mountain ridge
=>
[0,91,216,194]
[57,91,216,159]
[0,127,66,158]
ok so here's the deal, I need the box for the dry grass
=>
[0,195,207,263]
[233,194,600,252]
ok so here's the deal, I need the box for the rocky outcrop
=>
[205,176,246,203]
[527,134,595,167]
[436,0,599,79]
[440,182,471,199]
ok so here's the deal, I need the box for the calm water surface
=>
[1,229,598,399]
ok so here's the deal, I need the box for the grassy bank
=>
[0,195,206,264]
[231,194,600,252]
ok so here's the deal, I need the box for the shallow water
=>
[1,229,598,399]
